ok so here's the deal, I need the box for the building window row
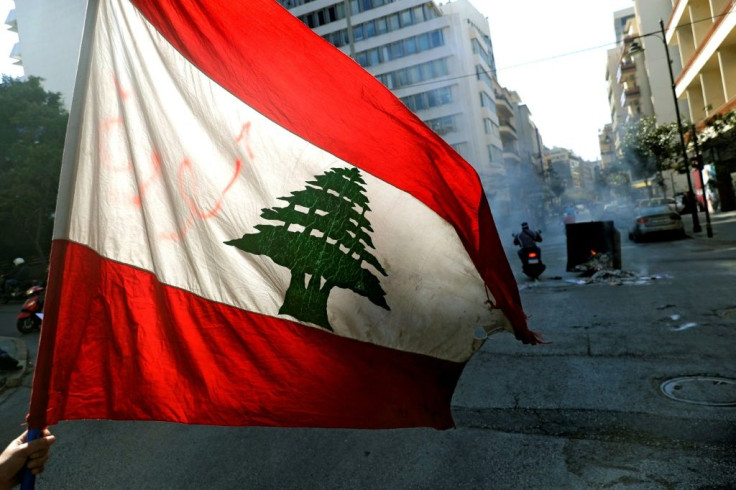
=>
[377,58,449,89]
[291,0,404,28]
[400,85,454,112]
[299,3,346,28]
[350,0,398,14]
[424,115,457,136]
[355,29,444,68]
[321,4,440,47]
[279,0,318,8]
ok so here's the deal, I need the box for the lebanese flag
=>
[29,0,538,431]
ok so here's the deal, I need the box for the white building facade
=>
[279,0,509,208]
[4,0,87,107]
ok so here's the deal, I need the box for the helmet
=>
[13,257,24,266]
[521,222,529,230]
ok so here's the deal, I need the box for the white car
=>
[629,205,686,242]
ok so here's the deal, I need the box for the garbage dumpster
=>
[565,220,621,272]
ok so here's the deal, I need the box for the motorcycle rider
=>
[513,222,543,263]
[2,258,29,295]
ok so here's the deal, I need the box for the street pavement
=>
[0,328,28,392]
[0,209,735,488]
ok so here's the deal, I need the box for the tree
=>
[226,167,389,331]
[545,167,566,199]
[0,76,69,266]
[621,117,680,197]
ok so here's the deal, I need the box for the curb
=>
[0,337,28,391]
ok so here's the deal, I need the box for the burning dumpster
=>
[565,220,621,273]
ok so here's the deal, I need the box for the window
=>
[400,86,454,112]
[476,65,492,90]
[376,18,388,35]
[487,144,503,163]
[388,13,400,30]
[399,10,412,26]
[483,118,499,137]
[451,142,469,159]
[378,59,448,89]
[353,24,363,41]
[424,115,457,135]
[480,91,495,111]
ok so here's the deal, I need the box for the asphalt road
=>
[1,214,735,489]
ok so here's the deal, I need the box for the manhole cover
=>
[660,376,736,407]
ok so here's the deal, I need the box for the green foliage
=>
[702,110,736,153]
[545,167,566,198]
[226,167,389,331]
[0,76,69,265]
[621,117,680,178]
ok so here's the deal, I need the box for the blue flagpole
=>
[20,428,41,490]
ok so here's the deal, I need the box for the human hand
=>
[0,429,55,490]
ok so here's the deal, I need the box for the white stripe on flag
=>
[55,0,508,362]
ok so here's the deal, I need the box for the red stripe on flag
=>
[29,240,463,429]
[127,0,535,340]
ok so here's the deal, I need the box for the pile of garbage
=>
[566,268,668,286]
[572,252,614,275]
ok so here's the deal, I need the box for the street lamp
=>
[628,19,702,234]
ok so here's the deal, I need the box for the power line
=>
[398,7,735,91]
[495,6,736,75]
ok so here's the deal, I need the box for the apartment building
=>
[605,8,639,154]
[634,0,689,125]
[666,0,736,210]
[278,0,512,209]
[4,0,87,107]
[603,3,692,197]
[666,0,736,124]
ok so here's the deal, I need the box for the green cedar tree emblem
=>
[225,167,390,331]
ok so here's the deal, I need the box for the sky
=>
[0,0,635,161]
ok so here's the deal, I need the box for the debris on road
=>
[671,322,698,331]
[564,269,670,286]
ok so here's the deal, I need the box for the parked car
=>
[602,201,635,224]
[637,197,683,213]
[629,205,686,242]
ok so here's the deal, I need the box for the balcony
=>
[499,123,517,143]
[620,60,636,72]
[10,42,22,65]
[494,90,514,118]
[4,9,17,32]
[620,86,641,107]
[503,151,521,165]
[616,60,636,83]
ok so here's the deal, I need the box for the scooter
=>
[517,247,546,279]
[512,232,546,280]
[16,285,44,334]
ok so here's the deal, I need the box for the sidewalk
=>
[0,336,29,394]
[681,209,736,242]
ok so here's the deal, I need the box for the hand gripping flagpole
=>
[21,1,100,489]
[20,429,42,490]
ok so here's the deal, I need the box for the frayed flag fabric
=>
[28,0,539,431]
